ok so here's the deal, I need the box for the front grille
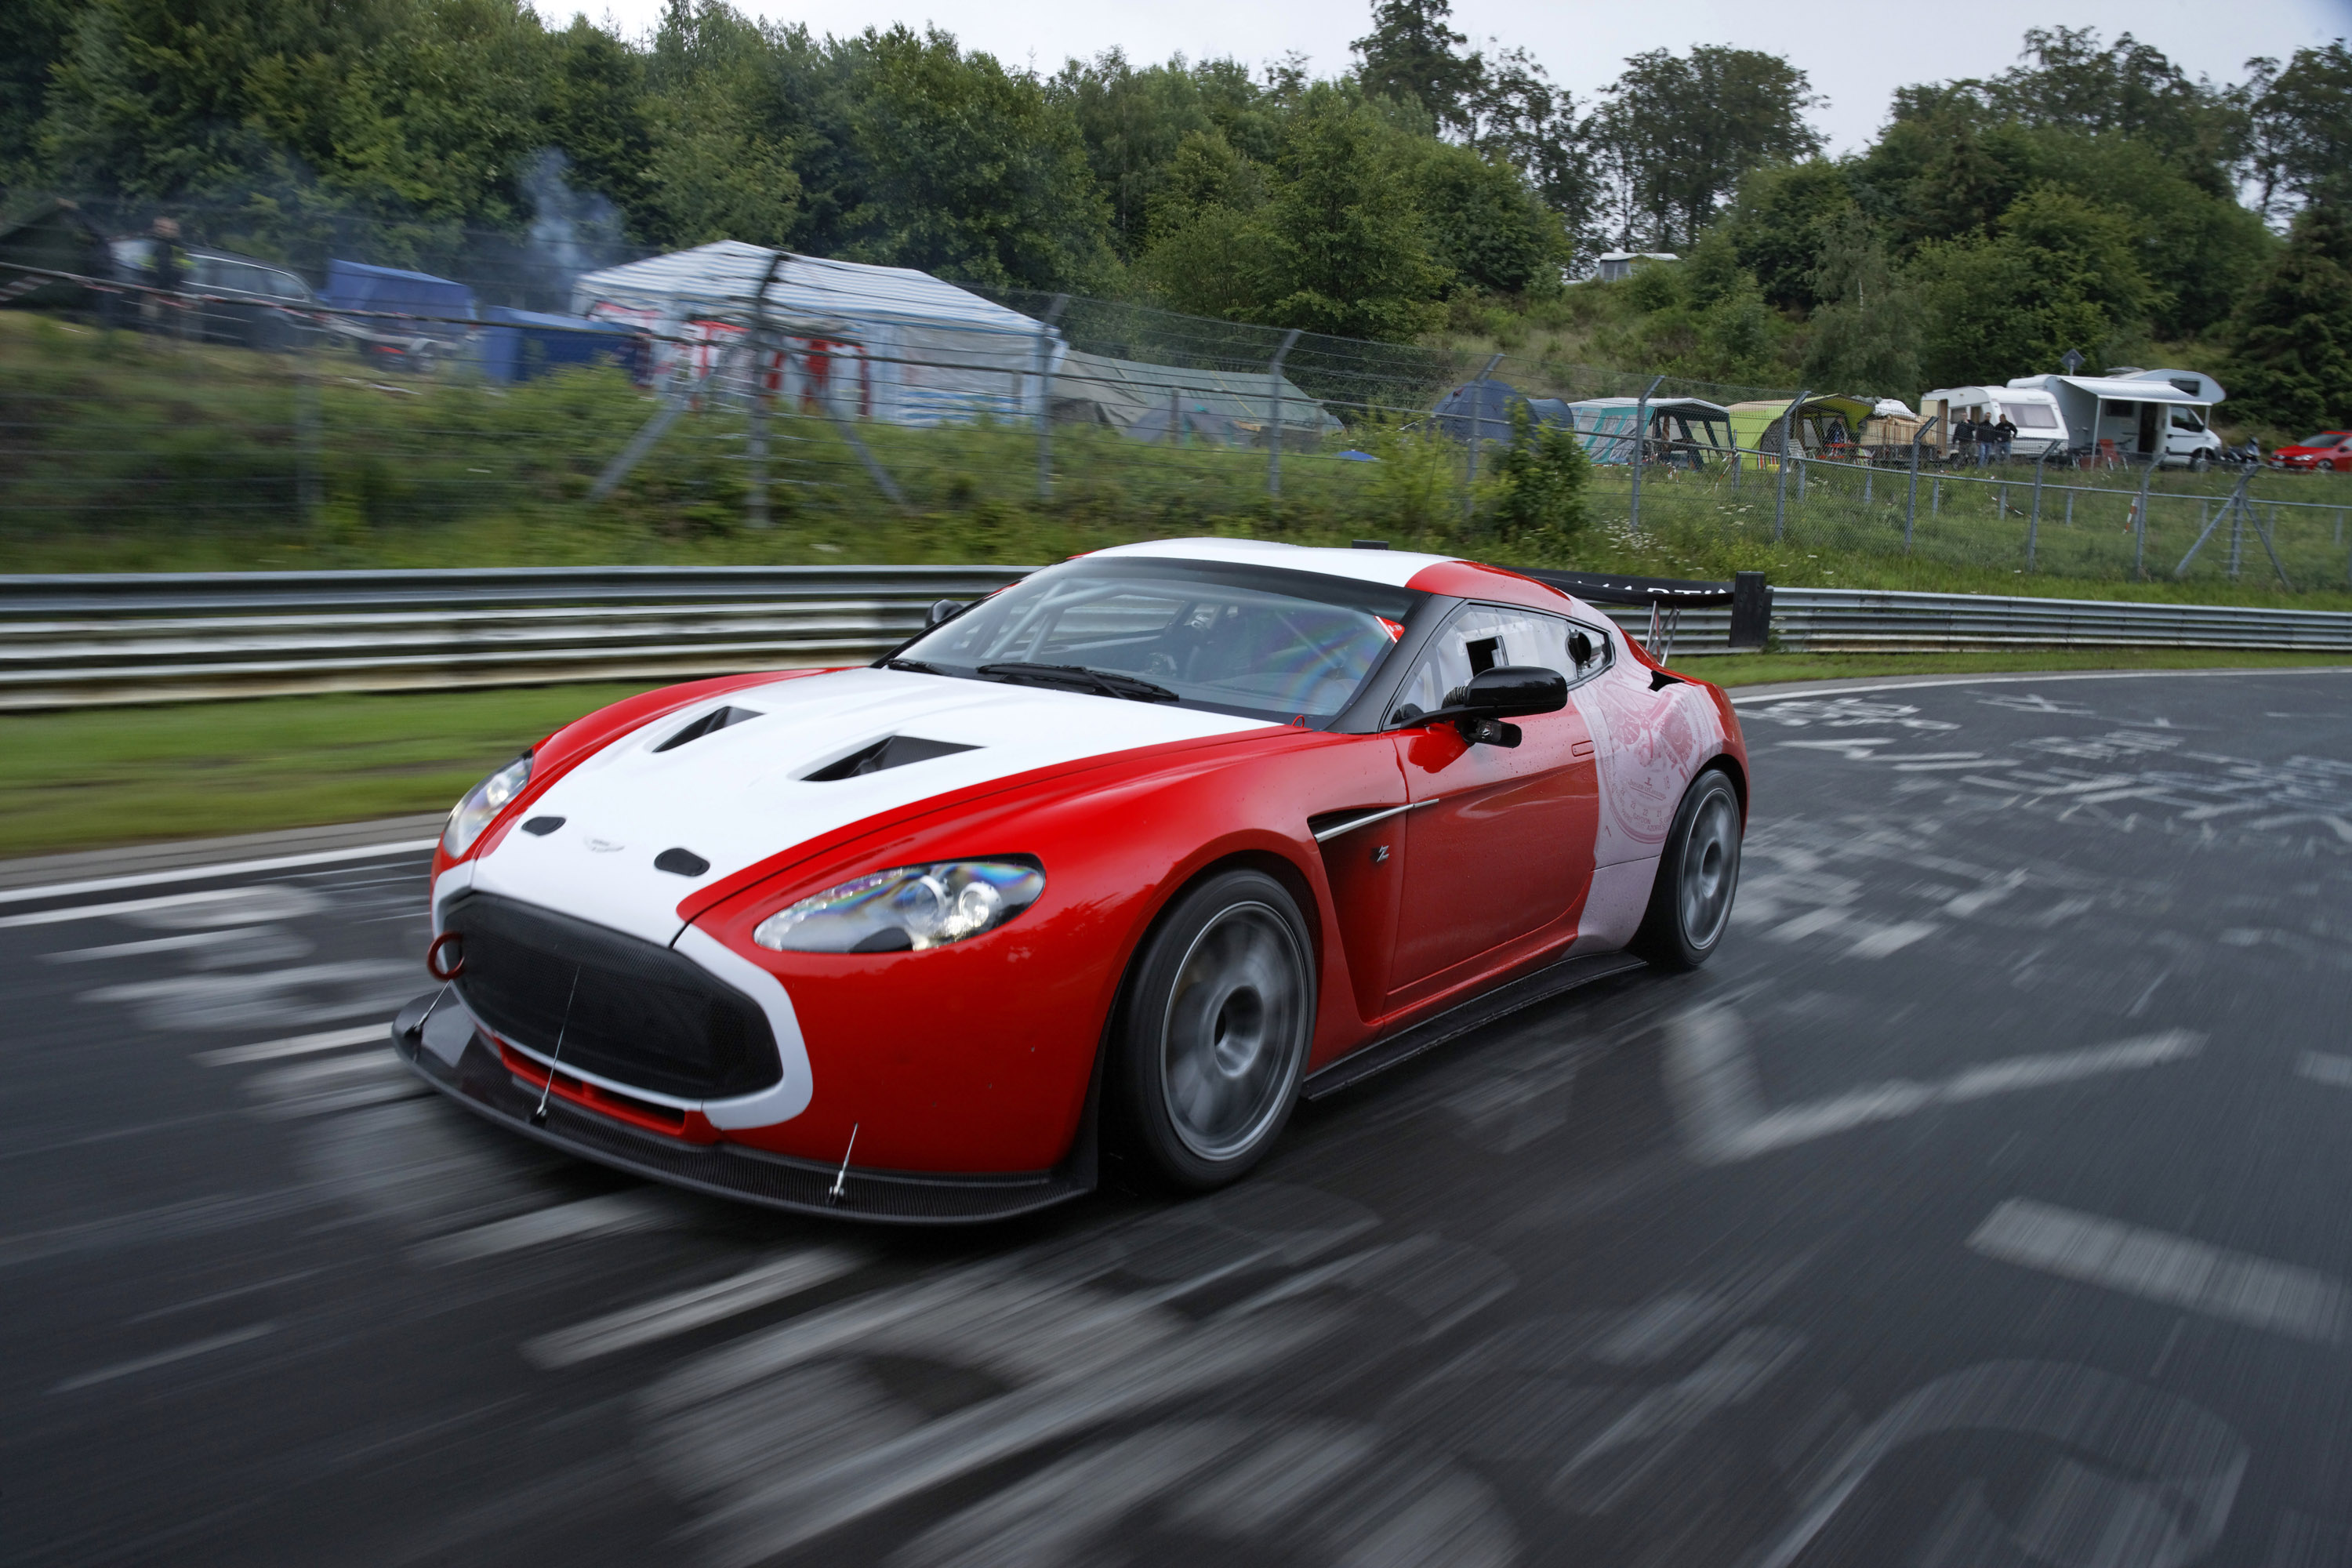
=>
[441,892,781,1100]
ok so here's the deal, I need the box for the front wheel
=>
[1111,869,1314,1191]
[2190,452,2210,474]
[1629,768,1744,970]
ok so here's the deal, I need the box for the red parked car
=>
[2270,432,2352,473]
[391,540,1749,1221]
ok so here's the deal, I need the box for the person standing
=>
[1994,411,2018,463]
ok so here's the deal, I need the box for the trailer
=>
[2003,371,2224,469]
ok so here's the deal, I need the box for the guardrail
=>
[1,565,2347,710]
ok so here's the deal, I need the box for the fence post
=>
[2026,448,2048,570]
[1463,352,1503,524]
[1773,390,1809,543]
[1034,293,1069,502]
[2065,488,2074,527]
[1629,373,1663,532]
[1265,327,1301,500]
[294,344,321,528]
[745,249,786,531]
[1904,413,1940,551]
[2129,454,2158,578]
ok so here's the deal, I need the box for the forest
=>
[1,0,2347,429]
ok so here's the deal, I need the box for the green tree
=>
[1413,139,1561,296]
[2227,198,2352,430]
[1351,0,1480,135]
[1719,158,1853,309]
[1483,399,1589,542]
[845,26,1113,290]
[641,0,800,248]
[1800,209,1918,396]
[1911,186,2158,388]
[1591,46,1823,251]
[2244,42,2352,217]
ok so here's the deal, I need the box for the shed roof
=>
[1057,348,1338,433]
[572,241,1047,340]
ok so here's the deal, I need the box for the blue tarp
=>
[323,259,476,332]
[477,306,633,383]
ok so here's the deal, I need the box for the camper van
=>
[2003,370,2225,470]
[1918,386,2068,461]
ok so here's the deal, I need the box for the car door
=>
[1384,602,1602,1004]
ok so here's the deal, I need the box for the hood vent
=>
[804,735,978,782]
[654,706,762,753]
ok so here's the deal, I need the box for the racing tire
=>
[1111,869,1315,1192]
[1628,768,1744,971]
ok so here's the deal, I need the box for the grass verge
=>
[2,649,2347,859]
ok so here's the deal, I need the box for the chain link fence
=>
[3,205,2348,590]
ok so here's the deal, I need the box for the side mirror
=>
[925,598,967,629]
[1459,664,1568,718]
[1568,630,1595,669]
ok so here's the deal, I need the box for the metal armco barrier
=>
[0,565,1029,710]
[1,567,2347,711]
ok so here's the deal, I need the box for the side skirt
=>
[1300,950,1649,1102]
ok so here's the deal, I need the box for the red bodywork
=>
[2270,434,2352,474]
[430,561,1749,1177]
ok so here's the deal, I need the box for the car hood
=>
[466,666,1275,946]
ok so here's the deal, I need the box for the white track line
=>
[52,1322,278,1393]
[1728,666,2352,706]
[524,1248,866,1370]
[44,925,272,962]
[2296,1052,2352,1089]
[0,838,436,910]
[1969,1198,2348,1344]
[410,1192,672,1266]
[196,1025,388,1067]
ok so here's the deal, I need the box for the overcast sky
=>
[546,0,2347,154]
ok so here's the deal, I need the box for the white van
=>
[2005,371,2226,470]
[1919,386,2068,459]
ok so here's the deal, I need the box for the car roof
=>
[1086,537,1462,590]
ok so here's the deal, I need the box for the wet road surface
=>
[8,668,2352,1567]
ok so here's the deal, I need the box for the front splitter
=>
[388,993,1092,1225]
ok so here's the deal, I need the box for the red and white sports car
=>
[391,539,1748,1221]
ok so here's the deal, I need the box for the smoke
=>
[521,149,631,307]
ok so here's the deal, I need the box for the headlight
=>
[753,860,1044,953]
[442,753,532,858]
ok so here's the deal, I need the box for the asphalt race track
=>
[9,668,2352,1568]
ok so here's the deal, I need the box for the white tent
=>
[570,241,1062,427]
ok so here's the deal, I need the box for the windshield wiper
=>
[882,658,948,675]
[976,662,1178,703]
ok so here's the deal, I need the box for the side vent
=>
[1649,670,1683,691]
[654,706,761,753]
[804,735,978,782]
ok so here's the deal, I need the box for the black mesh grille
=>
[441,892,781,1100]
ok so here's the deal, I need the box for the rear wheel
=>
[1629,768,1744,970]
[1111,870,1313,1191]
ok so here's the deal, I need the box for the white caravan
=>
[1918,385,2069,459]
[2004,369,2226,470]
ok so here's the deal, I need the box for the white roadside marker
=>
[410,1192,672,1266]
[1969,1198,2348,1345]
[198,1025,387,1066]
[522,1248,866,1370]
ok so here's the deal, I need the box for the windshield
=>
[891,559,1421,724]
[2299,433,2347,449]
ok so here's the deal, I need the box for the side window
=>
[1388,604,1605,725]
